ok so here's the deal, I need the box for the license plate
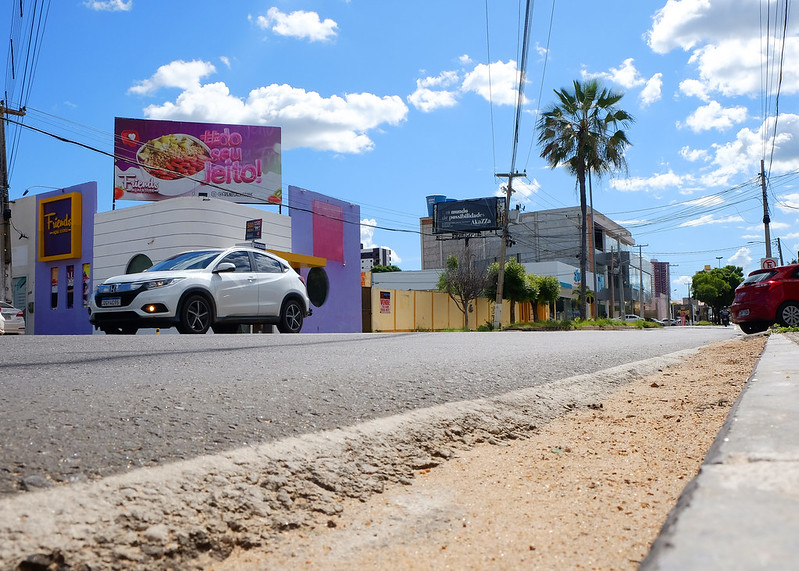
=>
[101,297,122,307]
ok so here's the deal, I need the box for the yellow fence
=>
[368,288,550,332]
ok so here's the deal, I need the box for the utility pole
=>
[760,159,772,259]
[0,102,27,303]
[492,172,523,330]
[637,243,648,315]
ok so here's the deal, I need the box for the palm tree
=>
[536,79,633,319]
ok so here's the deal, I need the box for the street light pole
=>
[716,256,723,268]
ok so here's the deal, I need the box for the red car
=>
[731,263,799,334]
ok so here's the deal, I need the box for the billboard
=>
[114,118,282,204]
[433,197,505,234]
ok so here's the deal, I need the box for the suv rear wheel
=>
[777,301,799,327]
[277,299,304,333]
[178,294,212,334]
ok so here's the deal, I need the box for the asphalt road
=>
[0,327,738,496]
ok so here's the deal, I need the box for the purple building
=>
[289,185,362,333]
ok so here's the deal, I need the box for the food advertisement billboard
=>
[114,118,281,204]
[432,197,505,234]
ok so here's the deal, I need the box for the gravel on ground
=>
[207,334,767,570]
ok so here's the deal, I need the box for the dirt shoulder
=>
[211,334,767,570]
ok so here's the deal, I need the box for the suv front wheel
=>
[178,294,213,334]
[277,299,304,333]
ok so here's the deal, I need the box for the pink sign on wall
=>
[114,118,282,204]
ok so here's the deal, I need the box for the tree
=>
[691,265,744,322]
[371,264,401,273]
[437,255,489,330]
[485,259,532,324]
[530,274,561,320]
[537,79,633,319]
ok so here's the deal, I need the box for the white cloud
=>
[84,0,131,11]
[135,60,408,153]
[679,145,709,162]
[648,1,799,99]
[679,78,711,101]
[408,71,460,112]
[461,60,523,106]
[255,7,338,42]
[360,219,377,248]
[589,58,646,89]
[729,246,753,267]
[582,59,661,106]
[611,170,686,192]
[678,100,747,132]
[647,0,763,54]
[776,192,799,212]
[640,73,663,106]
[708,113,799,182]
[534,42,549,58]
[678,214,744,227]
[685,194,724,207]
[129,60,216,95]
[496,178,539,204]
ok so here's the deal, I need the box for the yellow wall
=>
[370,288,530,332]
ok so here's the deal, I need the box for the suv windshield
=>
[147,250,221,271]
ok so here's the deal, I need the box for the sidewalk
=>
[642,332,799,570]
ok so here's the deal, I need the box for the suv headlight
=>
[141,277,184,289]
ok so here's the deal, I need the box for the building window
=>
[126,254,153,274]
[306,267,329,307]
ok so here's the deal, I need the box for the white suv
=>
[89,246,311,334]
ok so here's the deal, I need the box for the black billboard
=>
[433,197,505,234]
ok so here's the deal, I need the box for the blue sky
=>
[5,0,799,297]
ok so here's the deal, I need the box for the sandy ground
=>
[204,334,767,570]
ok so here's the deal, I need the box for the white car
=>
[0,301,26,334]
[89,246,311,335]
[623,314,644,322]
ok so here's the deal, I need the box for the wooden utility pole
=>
[760,159,772,258]
[0,103,26,303]
[492,172,522,330]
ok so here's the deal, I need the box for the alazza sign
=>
[433,197,505,234]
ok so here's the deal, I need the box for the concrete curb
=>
[641,333,799,570]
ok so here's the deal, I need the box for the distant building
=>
[361,245,392,271]
[421,203,657,320]
[651,260,670,296]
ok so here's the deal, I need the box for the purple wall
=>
[289,185,361,333]
[34,183,96,334]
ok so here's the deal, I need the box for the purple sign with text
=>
[114,118,282,204]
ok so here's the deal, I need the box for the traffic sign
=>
[761,257,778,269]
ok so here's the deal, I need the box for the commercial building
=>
[360,246,392,271]
[8,183,362,334]
[420,201,657,320]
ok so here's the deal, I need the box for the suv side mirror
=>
[214,262,237,273]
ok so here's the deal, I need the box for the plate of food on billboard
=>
[114,118,282,204]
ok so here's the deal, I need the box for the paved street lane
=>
[0,328,738,495]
